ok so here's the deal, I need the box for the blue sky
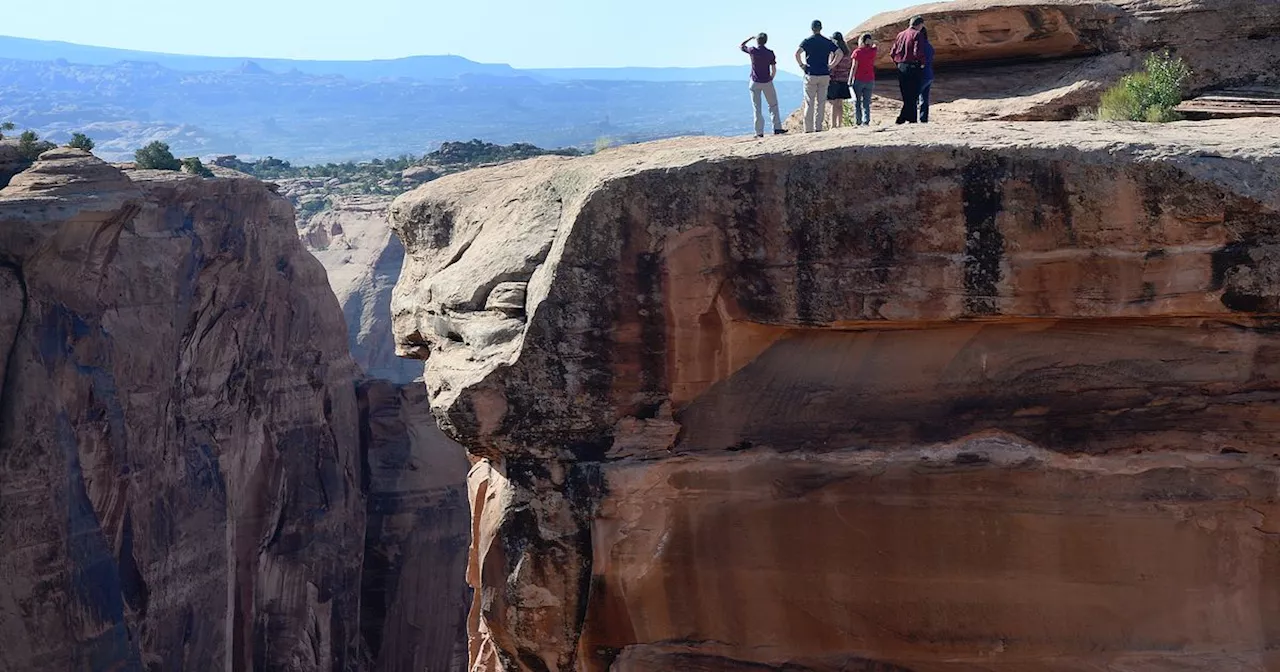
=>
[4,0,912,69]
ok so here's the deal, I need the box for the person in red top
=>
[826,32,853,129]
[890,15,927,124]
[848,33,878,126]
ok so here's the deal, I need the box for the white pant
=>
[750,81,782,136]
[803,74,830,132]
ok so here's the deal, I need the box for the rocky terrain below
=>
[390,117,1280,671]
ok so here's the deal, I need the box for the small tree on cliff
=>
[135,141,181,170]
[67,132,95,152]
[181,156,215,178]
[0,121,14,140]
[16,130,56,161]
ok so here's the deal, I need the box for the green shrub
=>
[593,136,617,153]
[67,133,95,152]
[181,157,215,178]
[17,130,56,161]
[135,141,181,170]
[0,121,14,140]
[1097,52,1190,122]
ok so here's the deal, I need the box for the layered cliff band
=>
[741,15,935,135]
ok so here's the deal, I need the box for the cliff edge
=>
[391,120,1280,671]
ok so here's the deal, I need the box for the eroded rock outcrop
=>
[299,196,422,384]
[0,149,365,670]
[391,121,1280,671]
[850,0,1280,121]
[0,149,472,671]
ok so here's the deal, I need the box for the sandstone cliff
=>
[0,149,470,671]
[299,196,422,384]
[849,0,1280,121]
[391,120,1280,671]
[0,148,365,670]
[357,379,471,672]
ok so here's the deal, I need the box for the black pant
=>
[896,63,923,124]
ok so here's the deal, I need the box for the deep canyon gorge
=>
[1,0,1280,670]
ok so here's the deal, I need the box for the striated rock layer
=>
[357,379,471,672]
[390,121,1280,671]
[0,149,471,671]
[0,148,365,670]
[847,0,1280,121]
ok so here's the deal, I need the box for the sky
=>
[3,0,912,69]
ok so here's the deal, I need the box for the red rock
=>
[0,149,472,671]
[845,0,1280,121]
[390,121,1280,671]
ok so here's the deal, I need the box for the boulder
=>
[391,120,1280,671]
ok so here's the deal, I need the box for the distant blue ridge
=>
[0,34,797,83]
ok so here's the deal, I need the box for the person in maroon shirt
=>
[890,15,927,124]
[741,33,788,138]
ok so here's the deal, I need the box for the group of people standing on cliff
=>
[740,15,934,136]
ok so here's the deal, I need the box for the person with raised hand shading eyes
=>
[741,32,787,138]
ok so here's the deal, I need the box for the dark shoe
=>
[756,134,764,138]
[895,118,906,125]
[774,129,788,135]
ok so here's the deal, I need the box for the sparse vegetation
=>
[135,141,182,170]
[0,122,14,140]
[212,140,581,196]
[16,130,56,161]
[593,136,618,153]
[67,133,95,152]
[1098,52,1190,122]
[181,156,215,178]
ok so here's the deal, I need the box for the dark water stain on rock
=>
[961,155,1007,316]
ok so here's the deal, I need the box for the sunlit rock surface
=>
[391,121,1280,671]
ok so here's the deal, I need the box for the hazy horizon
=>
[3,0,912,70]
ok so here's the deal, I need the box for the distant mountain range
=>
[0,35,803,164]
[0,35,798,84]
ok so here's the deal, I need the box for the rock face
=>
[390,121,1280,671]
[357,379,471,672]
[299,196,422,383]
[0,148,365,671]
[0,149,472,672]
[850,0,1280,121]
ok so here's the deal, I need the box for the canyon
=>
[390,119,1280,671]
[2,0,1279,670]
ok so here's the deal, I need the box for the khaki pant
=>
[750,81,782,136]
[803,74,830,132]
